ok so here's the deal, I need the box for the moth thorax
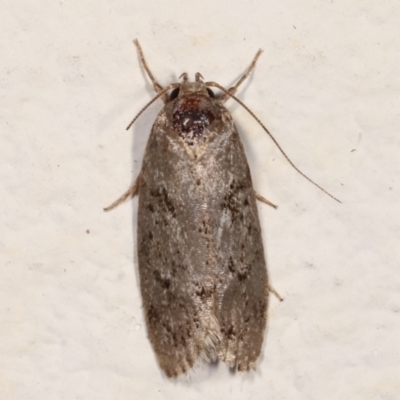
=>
[172,95,216,146]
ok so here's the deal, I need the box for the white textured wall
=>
[1,1,399,399]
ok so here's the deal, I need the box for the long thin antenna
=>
[133,39,169,104]
[126,83,179,130]
[206,82,341,203]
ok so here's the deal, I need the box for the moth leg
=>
[268,284,284,302]
[254,190,278,209]
[133,39,169,104]
[219,49,263,104]
[104,175,140,212]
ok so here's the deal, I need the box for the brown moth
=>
[105,40,339,378]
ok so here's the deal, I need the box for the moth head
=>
[125,74,217,133]
[168,72,215,101]
[166,73,219,146]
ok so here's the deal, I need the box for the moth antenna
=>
[133,39,168,103]
[206,82,341,204]
[126,83,179,130]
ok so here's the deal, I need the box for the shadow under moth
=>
[105,40,339,378]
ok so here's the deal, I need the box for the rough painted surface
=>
[3,2,400,399]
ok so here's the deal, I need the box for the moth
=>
[105,40,339,378]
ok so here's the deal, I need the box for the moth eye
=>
[206,88,215,98]
[169,88,180,100]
